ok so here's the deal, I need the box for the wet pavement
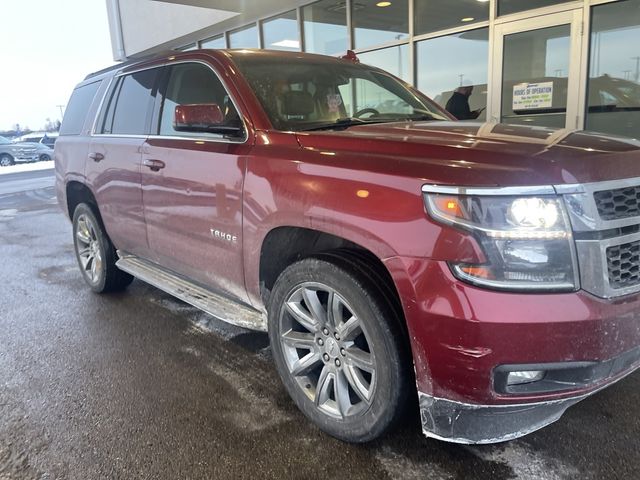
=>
[1,169,639,480]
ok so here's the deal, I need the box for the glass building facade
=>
[181,0,639,138]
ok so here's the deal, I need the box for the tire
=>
[0,154,14,167]
[39,154,51,162]
[72,203,133,293]
[268,255,410,443]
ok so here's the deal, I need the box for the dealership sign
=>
[512,82,554,110]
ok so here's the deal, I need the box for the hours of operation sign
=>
[512,82,554,110]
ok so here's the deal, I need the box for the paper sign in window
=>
[512,82,554,111]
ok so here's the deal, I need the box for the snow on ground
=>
[0,160,54,176]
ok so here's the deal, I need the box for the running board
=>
[116,252,267,331]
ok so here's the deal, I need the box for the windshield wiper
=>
[300,117,393,132]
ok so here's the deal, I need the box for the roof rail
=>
[84,49,180,80]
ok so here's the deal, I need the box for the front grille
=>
[594,186,640,220]
[606,240,640,289]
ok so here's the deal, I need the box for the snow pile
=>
[0,160,54,176]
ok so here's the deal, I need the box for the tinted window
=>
[59,81,101,136]
[101,69,158,135]
[415,0,489,35]
[158,63,241,137]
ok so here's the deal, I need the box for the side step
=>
[116,252,267,331]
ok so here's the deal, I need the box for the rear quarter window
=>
[59,81,102,136]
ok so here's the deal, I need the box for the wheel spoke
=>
[80,252,93,271]
[337,315,361,342]
[281,330,317,349]
[302,287,327,324]
[334,370,352,418]
[344,365,373,403]
[290,351,322,376]
[315,365,333,407]
[346,346,374,373]
[285,301,318,333]
[90,256,97,280]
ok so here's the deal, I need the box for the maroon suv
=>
[55,49,640,444]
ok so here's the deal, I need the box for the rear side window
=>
[157,63,241,137]
[59,81,101,136]
[100,68,159,135]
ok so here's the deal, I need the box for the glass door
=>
[490,10,583,129]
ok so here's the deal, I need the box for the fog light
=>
[507,370,545,386]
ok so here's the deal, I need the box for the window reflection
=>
[263,11,300,51]
[353,0,408,49]
[415,0,489,35]
[229,25,259,49]
[416,29,489,121]
[303,0,348,55]
[587,0,640,139]
[359,45,410,83]
[201,35,225,49]
[499,0,568,17]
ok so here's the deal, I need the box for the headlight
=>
[423,187,578,292]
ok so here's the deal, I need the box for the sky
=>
[0,0,115,132]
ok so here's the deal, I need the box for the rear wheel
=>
[268,255,409,443]
[0,154,14,167]
[72,203,133,293]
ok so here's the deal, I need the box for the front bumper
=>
[385,257,640,443]
[419,346,640,444]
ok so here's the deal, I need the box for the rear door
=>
[141,61,252,303]
[87,68,160,259]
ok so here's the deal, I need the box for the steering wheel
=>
[353,108,380,119]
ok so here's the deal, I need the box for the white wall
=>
[109,0,238,59]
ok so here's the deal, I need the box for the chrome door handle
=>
[143,158,166,172]
[88,152,104,162]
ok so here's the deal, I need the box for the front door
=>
[490,10,584,129]
[141,61,252,303]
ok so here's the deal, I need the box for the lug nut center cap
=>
[325,337,338,357]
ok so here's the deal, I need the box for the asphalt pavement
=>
[0,168,638,480]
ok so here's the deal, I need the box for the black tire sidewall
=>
[268,257,406,443]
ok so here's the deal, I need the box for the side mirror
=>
[174,103,243,137]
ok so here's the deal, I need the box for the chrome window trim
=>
[91,58,249,145]
[422,184,556,196]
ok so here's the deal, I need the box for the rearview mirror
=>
[174,103,243,137]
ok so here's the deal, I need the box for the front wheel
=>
[0,154,14,167]
[268,255,410,443]
[39,153,51,162]
[72,203,133,293]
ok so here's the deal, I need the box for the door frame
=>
[487,9,586,129]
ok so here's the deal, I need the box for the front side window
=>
[100,69,158,135]
[157,63,241,138]
[233,55,447,131]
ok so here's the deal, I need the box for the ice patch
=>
[375,446,452,480]
[467,442,580,480]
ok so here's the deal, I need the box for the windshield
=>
[233,56,448,131]
[0,136,10,144]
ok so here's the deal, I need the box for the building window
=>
[416,28,489,120]
[359,44,410,83]
[587,0,640,138]
[415,0,489,36]
[201,35,225,49]
[353,0,408,50]
[178,44,197,51]
[229,25,259,49]
[303,0,348,55]
[498,1,569,17]
[263,10,300,51]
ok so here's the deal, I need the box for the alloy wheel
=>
[75,213,104,284]
[278,282,377,419]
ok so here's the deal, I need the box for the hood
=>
[294,121,640,187]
